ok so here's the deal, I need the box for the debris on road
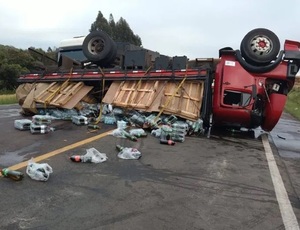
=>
[121,130,138,142]
[32,114,52,125]
[129,128,148,137]
[87,124,100,130]
[13,99,206,142]
[26,158,53,181]
[70,148,108,163]
[14,119,32,130]
[30,123,53,134]
[160,139,176,145]
[277,135,286,140]
[30,115,55,134]
[116,145,142,160]
[72,115,88,125]
[1,168,24,181]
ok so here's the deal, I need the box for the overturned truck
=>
[17,28,300,133]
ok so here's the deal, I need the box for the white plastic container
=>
[32,115,52,125]
[30,123,50,134]
[172,122,189,135]
[104,115,116,124]
[160,125,173,140]
[117,120,127,130]
[14,119,32,130]
[72,115,88,125]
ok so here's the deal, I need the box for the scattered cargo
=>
[70,148,108,163]
[1,168,24,181]
[14,119,32,130]
[116,145,142,160]
[26,158,53,182]
[72,115,88,125]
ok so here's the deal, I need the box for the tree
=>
[0,45,32,90]
[0,45,56,90]
[114,17,142,46]
[89,11,142,46]
[0,63,26,90]
[108,14,116,39]
[90,11,112,37]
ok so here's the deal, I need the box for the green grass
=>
[0,94,18,105]
[285,87,300,120]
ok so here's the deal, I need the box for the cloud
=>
[0,0,299,59]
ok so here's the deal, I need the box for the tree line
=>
[0,11,142,91]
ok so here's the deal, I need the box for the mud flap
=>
[261,93,287,131]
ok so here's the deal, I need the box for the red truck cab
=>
[213,28,300,131]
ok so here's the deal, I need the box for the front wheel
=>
[240,28,280,65]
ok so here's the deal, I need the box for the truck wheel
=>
[240,28,280,65]
[82,31,113,62]
[103,41,117,65]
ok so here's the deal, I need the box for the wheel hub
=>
[250,35,272,56]
[88,38,104,55]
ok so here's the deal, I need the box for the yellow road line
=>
[7,130,112,171]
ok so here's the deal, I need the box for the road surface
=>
[0,104,299,230]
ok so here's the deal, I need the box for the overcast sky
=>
[0,0,299,59]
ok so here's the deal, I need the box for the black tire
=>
[82,31,113,62]
[103,40,117,65]
[236,50,283,73]
[240,28,280,65]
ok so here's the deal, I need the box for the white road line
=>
[262,134,300,230]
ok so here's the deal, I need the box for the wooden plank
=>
[50,82,84,106]
[127,81,159,109]
[102,79,204,121]
[102,81,124,104]
[34,82,60,103]
[133,81,157,109]
[61,85,93,109]
[145,81,168,112]
[111,80,159,109]
[113,81,136,106]
[22,83,51,113]
[159,81,204,120]
[34,81,93,110]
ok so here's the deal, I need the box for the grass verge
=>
[285,87,300,120]
[0,94,18,105]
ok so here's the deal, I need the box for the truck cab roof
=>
[59,36,86,49]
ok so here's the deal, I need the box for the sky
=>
[0,0,300,60]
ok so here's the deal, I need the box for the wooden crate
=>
[112,81,159,109]
[159,81,204,120]
[103,80,204,120]
[34,82,93,109]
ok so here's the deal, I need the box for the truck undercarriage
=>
[17,28,300,133]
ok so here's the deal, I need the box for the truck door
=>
[221,60,254,108]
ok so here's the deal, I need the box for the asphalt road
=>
[0,104,299,230]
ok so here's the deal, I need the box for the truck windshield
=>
[59,50,86,63]
[223,90,251,107]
